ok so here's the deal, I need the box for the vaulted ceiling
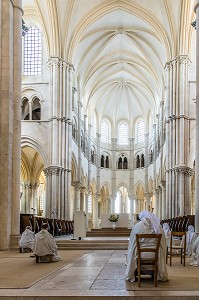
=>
[23,0,195,129]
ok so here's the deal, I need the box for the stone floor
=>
[0,236,199,299]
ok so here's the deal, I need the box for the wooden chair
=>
[136,233,162,287]
[166,231,186,266]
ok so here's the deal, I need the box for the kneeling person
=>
[19,226,35,251]
[33,223,61,262]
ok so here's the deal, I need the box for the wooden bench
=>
[35,254,53,263]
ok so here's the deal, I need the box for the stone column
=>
[65,64,74,220]
[43,166,63,218]
[165,55,191,219]
[93,193,99,228]
[144,133,150,210]
[73,182,81,211]
[32,183,39,215]
[0,0,23,249]
[135,199,140,214]
[161,182,166,219]
[194,0,199,233]
[153,190,159,217]
[158,186,162,220]
[111,138,117,213]
[28,100,32,120]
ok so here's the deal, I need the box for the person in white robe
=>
[33,223,61,262]
[190,235,199,266]
[19,226,35,250]
[162,223,171,248]
[126,210,168,282]
[186,225,197,256]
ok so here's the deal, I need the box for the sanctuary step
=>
[86,227,131,237]
[56,239,128,250]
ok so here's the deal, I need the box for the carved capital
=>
[174,165,194,176]
[47,57,61,68]
[43,166,63,176]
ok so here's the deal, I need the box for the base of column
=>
[10,234,21,250]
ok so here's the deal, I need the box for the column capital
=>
[72,181,82,189]
[47,57,61,67]
[171,55,191,66]
[43,166,63,176]
[174,165,194,176]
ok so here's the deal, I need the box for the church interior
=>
[1,0,199,299]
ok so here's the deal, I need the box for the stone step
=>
[86,228,131,237]
[56,239,128,250]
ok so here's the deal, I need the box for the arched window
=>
[118,155,128,169]
[105,156,109,168]
[32,98,41,120]
[91,146,96,164]
[136,155,140,168]
[123,157,128,169]
[118,123,128,145]
[101,120,110,143]
[150,150,153,163]
[24,26,42,76]
[72,117,77,140]
[21,98,29,120]
[118,157,122,169]
[141,154,145,167]
[137,120,144,143]
[21,98,41,120]
[101,155,105,167]
[81,131,85,151]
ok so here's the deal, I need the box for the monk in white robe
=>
[33,223,61,262]
[190,235,199,267]
[186,225,197,256]
[126,210,168,282]
[162,223,171,248]
[19,226,35,250]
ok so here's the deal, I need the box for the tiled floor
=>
[0,237,199,299]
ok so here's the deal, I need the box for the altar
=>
[101,213,129,228]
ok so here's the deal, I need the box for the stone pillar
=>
[32,183,39,215]
[43,166,63,218]
[194,0,199,233]
[135,199,140,214]
[93,193,99,228]
[0,0,23,249]
[144,133,150,210]
[161,182,166,219]
[28,100,32,120]
[65,64,74,220]
[73,182,81,211]
[158,186,162,220]
[165,55,191,219]
[46,57,73,220]
[153,190,159,217]
[111,138,117,213]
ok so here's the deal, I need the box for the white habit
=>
[19,228,35,249]
[33,229,61,261]
[126,212,168,282]
[186,225,197,256]
[190,236,199,267]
